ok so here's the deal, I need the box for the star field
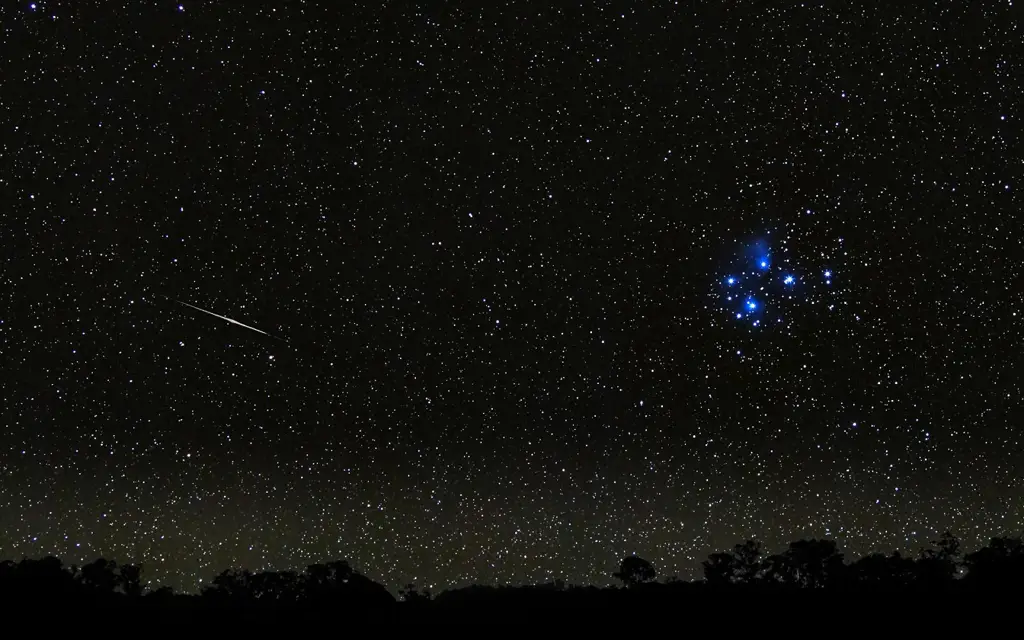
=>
[1,1,1023,593]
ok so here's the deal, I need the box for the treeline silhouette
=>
[3,533,1022,619]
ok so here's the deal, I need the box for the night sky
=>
[2,1,1022,593]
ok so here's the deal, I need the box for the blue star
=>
[783,274,795,285]
[735,313,742,319]
[824,270,832,278]
[726,277,736,285]
[746,299,758,311]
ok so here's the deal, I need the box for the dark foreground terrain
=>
[2,532,1020,621]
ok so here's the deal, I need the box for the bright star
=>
[746,299,757,311]
[824,270,832,278]
[783,275,795,285]
[726,277,736,285]
[735,313,742,319]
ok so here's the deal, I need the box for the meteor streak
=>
[158,295,287,341]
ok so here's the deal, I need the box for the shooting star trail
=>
[160,295,288,342]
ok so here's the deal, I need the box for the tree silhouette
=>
[118,564,143,597]
[963,536,1024,588]
[846,551,917,589]
[0,556,78,601]
[199,560,395,609]
[703,539,762,585]
[302,560,355,603]
[917,531,961,587]
[614,556,656,587]
[252,570,301,602]
[763,539,844,588]
[205,568,255,602]
[400,583,432,603]
[147,585,175,601]
[78,558,120,594]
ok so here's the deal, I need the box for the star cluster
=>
[1,2,1022,594]
[717,234,840,329]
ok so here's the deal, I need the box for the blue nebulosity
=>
[748,239,772,272]
[718,239,839,328]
